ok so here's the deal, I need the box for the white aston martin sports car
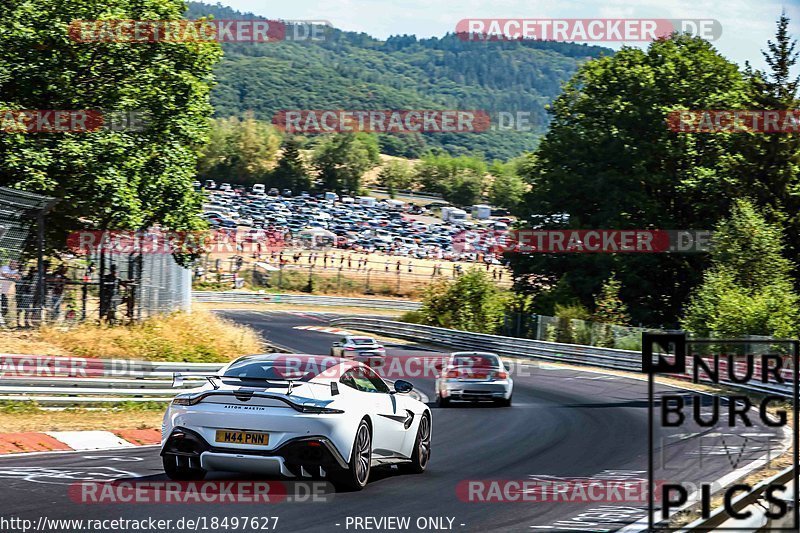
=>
[161,354,431,490]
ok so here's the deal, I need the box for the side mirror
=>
[394,380,413,394]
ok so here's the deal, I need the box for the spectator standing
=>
[47,264,68,321]
[0,260,20,326]
[16,267,36,328]
[99,264,120,322]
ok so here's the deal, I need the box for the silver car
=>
[330,336,387,361]
[435,352,513,407]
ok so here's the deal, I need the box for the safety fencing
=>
[193,291,422,310]
[328,317,796,399]
[0,355,223,406]
[676,465,796,532]
[329,317,799,532]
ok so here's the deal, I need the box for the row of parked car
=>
[200,186,510,261]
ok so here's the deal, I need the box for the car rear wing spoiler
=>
[172,372,224,389]
[172,372,328,395]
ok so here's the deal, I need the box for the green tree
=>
[511,35,749,326]
[488,161,526,210]
[377,159,414,198]
[551,303,591,345]
[682,200,800,337]
[229,114,281,184]
[312,134,380,193]
[733,13,800,267]
[415,154,486,206]
[270,136,311,191]
[592,275,630,326]
[197,114,281,186]
[592,275,631,348]
[0,0,222,250]
[418,269,509,333]
[196,117,236,183]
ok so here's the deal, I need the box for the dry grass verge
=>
[0,310,263,362]
[38,310,263,362]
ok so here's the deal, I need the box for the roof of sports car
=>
[226,353,362,380]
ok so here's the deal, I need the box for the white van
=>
[471,204,492,220]
[358,196,377,207]
[252,184,265,194]
[385,199,404,210]
[324,192,339,202]
[442,207,467,223]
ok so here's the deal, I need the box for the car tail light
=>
[298,402,345,414]
[445,370,459,378]
[344,347,355,350]
[494,371,508,379]
[375,345,384,349]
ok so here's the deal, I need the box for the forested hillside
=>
[187,2,612,159]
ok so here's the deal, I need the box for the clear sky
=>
[215,0,800,70]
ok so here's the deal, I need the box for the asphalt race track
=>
[0,310,789,533]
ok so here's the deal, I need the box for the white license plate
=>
[215,430,269,445]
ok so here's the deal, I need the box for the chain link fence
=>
[498,312,659,351]
[76,246,192,323]
[193,249,511,298]
[0,195,192,327]
[0,187,57,327]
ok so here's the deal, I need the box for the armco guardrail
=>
[331,318,799,531]
[0,355,223,406]
[193,291,421,311]
[677,466,797,532]
[329,317,796,398]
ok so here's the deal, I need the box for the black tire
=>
[329,349,335,356]
[400,413,431,474]
[332,419,371,491]
[436,394,449,407]
[162,454,206,481]
[495,395,512,407]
